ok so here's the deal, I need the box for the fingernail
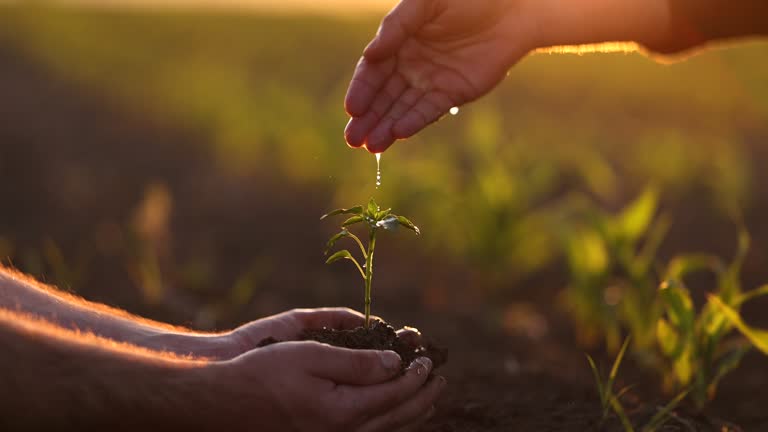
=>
[380,350,401,371]
[410,356,432,375]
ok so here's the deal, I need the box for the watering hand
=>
[208,341,445,432]
[344,0,538,153]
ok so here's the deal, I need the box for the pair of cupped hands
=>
[203,308,442,432]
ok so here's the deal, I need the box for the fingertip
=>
[345,118,365,148]
[396,327,423,348]
[380,350,403,374]
[407,356,433,376]
[365,122,397,153]
[365,139,395,154]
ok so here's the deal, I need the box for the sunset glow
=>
[538,42,642,55]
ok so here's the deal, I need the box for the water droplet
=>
[375,153,382,189]
[449,106,459,116]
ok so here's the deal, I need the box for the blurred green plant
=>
[0,4,761,290]
[322,197,419,329]
[656,230,768,408]
[564,187,669,352]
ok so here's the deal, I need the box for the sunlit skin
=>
[345,0,768,153]
[0,267,443,431]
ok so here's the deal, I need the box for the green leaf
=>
[609,396,636,432]
[634,214,671,274]
[367,197,379,217]
[320,206,363,220]
[608,337,630,394]
[618,186,658,241]
[325,229,350,254]
[325,249,354,264]
[656,318,681,357]
[395,215,421,235]
[659,280,695,330]
[710,295,768,354]
[586,354,606,408]
[672,345,693,385]
[720,228,750,303]
[376,208,392,220]
[642,390,689,432]
[736,284,768,306]
[342,215,364,227]
[665,254,723,281]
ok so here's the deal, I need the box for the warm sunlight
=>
[538,42,642,55]
[38,0,397,13]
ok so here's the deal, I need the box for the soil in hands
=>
[258,319,447,372]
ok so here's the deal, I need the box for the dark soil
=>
[259,319,448,372]
[1,41,768,432]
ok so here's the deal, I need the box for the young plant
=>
[564,187,669,352]
[321,197,420,329]
[587,337,688,432]
[655,230,768,409]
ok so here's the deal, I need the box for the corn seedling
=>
[565,187,669,352]
[321,197,419,329]
[588,337,688,432]
[656,230,768,409]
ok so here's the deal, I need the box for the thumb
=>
[299,343,402,385]
[364,0,432,61]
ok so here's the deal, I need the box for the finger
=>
[349,73,408,150]
[292,307,367,331]
[358,375,445,432]
[396,326,422,349]
[363,86,424,152]
[392,91,455,140]
[364,116,398,154]
[345,57,396,117]
[364,0,433,62]
[337,356,433,417]
[300,342,402,385]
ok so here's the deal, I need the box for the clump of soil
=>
[258,319,447,372]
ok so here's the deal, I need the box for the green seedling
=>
[321,197,420,329]
[587,337,633,423]
[588,337,688,432]
[656,230,768,409]
[565,187,669,352]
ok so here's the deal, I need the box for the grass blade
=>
[642,389,689,432]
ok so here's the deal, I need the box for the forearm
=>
[0,267,235,358]
[528,0,768,55]
[0,309,219,430]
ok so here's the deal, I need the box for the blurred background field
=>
[0,2,768,328]
[0,1,767,347]
[3,2,768,428]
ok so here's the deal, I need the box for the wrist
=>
[525,0,673,51]
[143,332,242,360]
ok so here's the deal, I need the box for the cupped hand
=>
[226,307,423,357]
[208,341,445,432]
[344,0,539,152]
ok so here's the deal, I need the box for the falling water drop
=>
[375,153,382,189]
[449,106,459,116]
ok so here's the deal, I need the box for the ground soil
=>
[1,42,768,431]
[258,319,448,372]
